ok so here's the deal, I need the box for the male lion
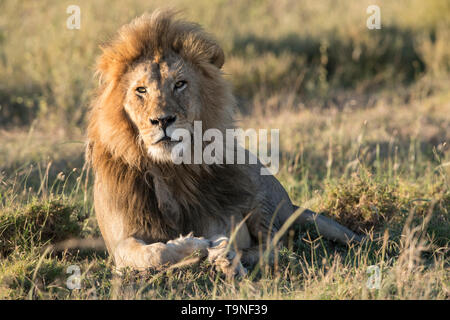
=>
[86,10,362,275]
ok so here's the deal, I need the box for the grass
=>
[0,0,449,299]
[1,90,448,299]
[2,0,449,124]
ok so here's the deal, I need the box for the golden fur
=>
[87,10,256,271]
[86,10,362,274]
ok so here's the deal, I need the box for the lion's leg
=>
[114,234,210,270]
[241,246,273,267]
[240,210,363,269]
[240,208,364,269]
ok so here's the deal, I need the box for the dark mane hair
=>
[86,10,253,240]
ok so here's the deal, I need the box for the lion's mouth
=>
[153,136,180,145]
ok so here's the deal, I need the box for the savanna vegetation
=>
[0,0,449,299]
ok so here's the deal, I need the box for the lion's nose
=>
[149,115,177,131]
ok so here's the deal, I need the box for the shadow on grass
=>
[230,26,426,98]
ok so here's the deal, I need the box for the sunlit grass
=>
[1,89,448,299]
[0,0,449,299]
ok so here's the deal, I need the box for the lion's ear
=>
[210,44,225,69]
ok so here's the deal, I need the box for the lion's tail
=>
[292,205,364,244]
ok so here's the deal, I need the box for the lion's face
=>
[89,11,232,168]
[123,55,201,162]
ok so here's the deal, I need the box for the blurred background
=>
[1,0,449,126]
[0,0,448,299]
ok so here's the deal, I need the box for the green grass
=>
[1,89,448,299]
[1,0,449,124]
[0,0,449,299]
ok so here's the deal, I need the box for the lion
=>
[86,10,362,276]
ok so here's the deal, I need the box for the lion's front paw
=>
[166,233,210,259]
[207,239,247,277]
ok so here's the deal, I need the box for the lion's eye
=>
[136,87,147,94]
[174,80,187,91]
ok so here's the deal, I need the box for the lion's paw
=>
[167,233,210,259]
[207,239,247,277]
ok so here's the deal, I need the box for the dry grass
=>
[0,0,449,299]
[1,0,449,124]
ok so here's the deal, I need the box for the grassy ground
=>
[0,0,449,299]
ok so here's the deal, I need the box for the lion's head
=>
[87,10,235,167]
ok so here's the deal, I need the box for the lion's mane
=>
[86,10,253,243]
